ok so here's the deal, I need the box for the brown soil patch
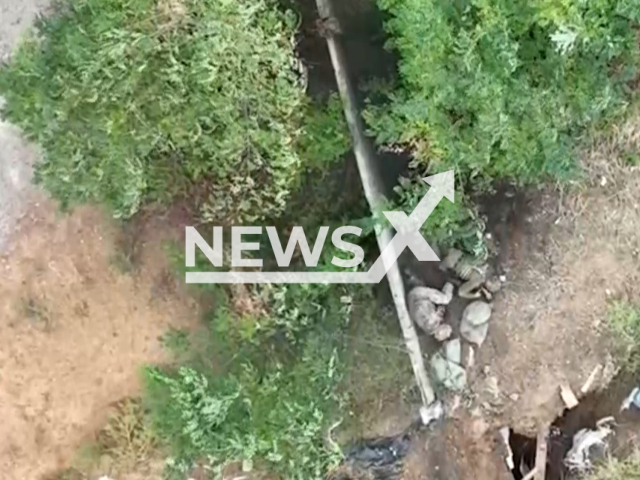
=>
[470,115,640,437]
[399,113,640,480]
[402,412,512,480]
[0,203,199,480]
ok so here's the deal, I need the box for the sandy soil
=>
[1,3,200,479]
[415,114,640,480]
[0,204,199,480]
[470,116,640,436]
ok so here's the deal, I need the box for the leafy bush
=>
[296,94,352,171]
[391,175,486,257]
[0,0,349,221]
[144,281,354,479]
[366,0,640,186]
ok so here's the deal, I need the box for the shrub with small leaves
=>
[0,0,349,221]
[365,0,640,186]
[392,176,486,257]
[144,281,353,479]
[296,94,352,171]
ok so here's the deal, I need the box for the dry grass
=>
[586,454,640,480]
[21,295,52,330]
[156,0,188,33]
[96,398,157,471]
[41,468,86,480]
[230,282,269,318]
[574,109,640,368]
[558,105,640,252]
[52,398,159,480]
[338,303,417,442]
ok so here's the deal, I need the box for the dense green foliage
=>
[366,0,640,186]
[296,94,353,171]
[391,176,487,257]
[0,0,349,221]
[144,282,353,479]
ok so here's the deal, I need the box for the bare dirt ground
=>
[0,204,200,480]
[401,412,513,480]
[1,4,200,480]
[471,116,640,434]
[419,114,640,480]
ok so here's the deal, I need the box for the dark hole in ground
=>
[507,373,640,480]
[508,425,586,480]
[476,184,537,275]
[283,0,397,99]
[277,0,412,304]
[508,429,537,479]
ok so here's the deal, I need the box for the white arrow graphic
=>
[186,170,455,284]
[366,170,454,283]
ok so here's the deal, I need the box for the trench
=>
[284,0,408,197]
[507,373,640,480]
[281,0,640,478]
[277,0,412,298]
[283,0,439,477]
[283,0,640,478]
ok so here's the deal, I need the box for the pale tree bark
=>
[313,0,436,409]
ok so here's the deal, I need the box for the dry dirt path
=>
[0,3,199,479]
[0,206,199,480]
[470,118,640,435]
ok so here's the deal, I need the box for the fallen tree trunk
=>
[313,0,437,411]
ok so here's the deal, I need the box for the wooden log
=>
[534,427,548,480]
[312,0,436,409]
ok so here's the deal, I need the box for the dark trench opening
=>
[508,372,640,480]
[275,0,414,305]
[509,429,537,479]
